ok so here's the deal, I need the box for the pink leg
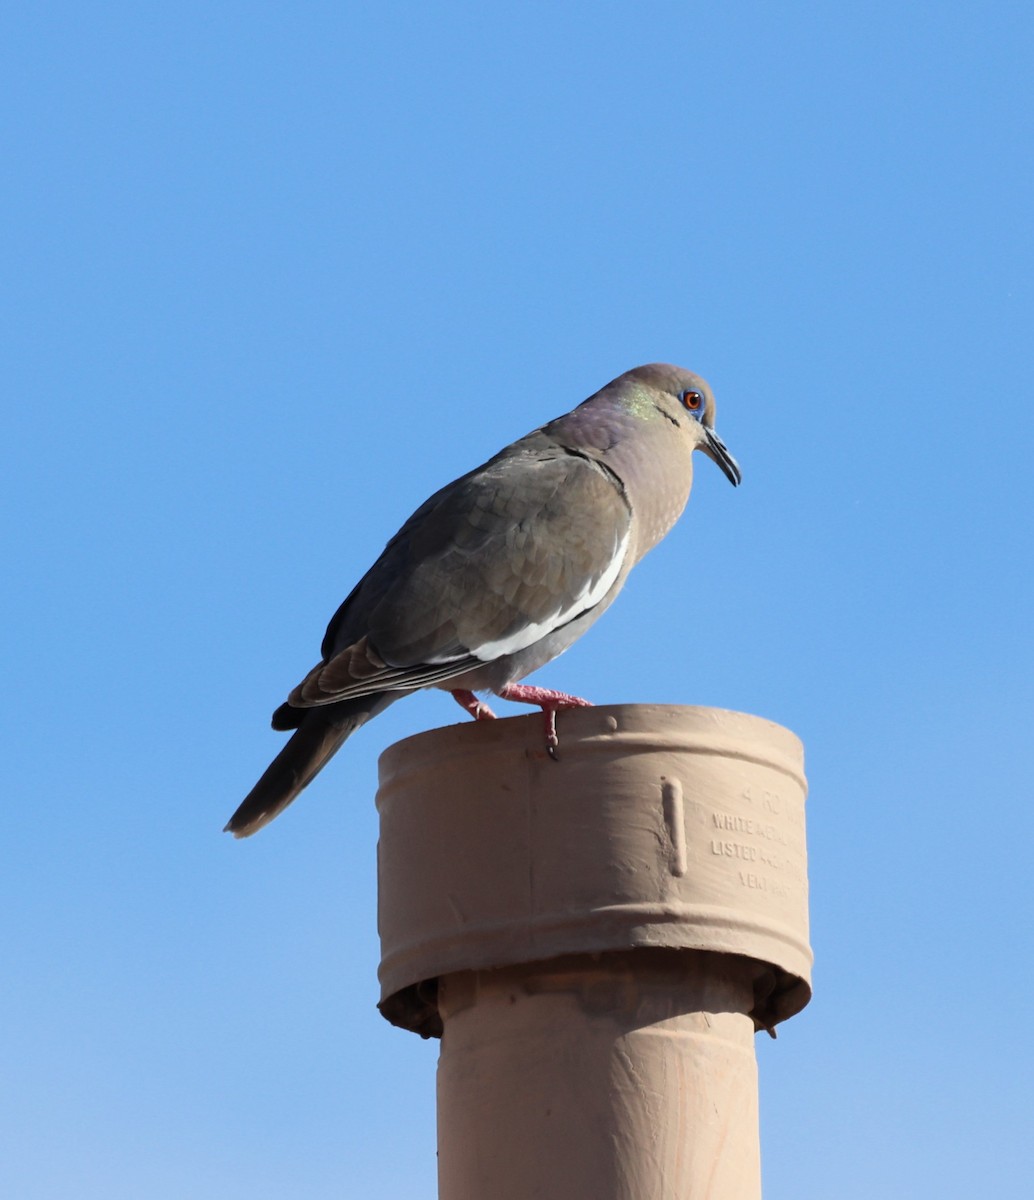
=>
[497,683,593,759]
[450,689,498,721]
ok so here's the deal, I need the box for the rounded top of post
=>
[379,703,805,787]
[376,704,812,1038]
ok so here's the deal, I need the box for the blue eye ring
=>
[680,389,704,413]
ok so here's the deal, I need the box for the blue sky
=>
[3,3,1032,1196]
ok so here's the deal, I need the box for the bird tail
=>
[224,696,390,838]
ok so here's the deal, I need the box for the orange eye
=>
[680,390,703,411]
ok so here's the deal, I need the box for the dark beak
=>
[702,426,742,486]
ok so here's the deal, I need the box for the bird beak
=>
[702,426,742,486]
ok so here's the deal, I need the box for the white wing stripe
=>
[470,528,631,661]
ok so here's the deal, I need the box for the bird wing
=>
[288,436,632,709]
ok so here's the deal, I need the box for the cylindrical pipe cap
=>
[377,704,811,1037]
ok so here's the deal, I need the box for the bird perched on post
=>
[226,363,740,837]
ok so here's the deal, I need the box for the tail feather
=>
[225,695,392,837]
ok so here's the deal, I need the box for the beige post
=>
[377,704,811,1200]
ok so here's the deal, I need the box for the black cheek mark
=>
[653,403,680,428]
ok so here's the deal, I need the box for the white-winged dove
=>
[226,363,740,836]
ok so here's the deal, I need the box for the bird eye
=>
[680,390,703,411]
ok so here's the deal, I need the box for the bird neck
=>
[549,400,696,564]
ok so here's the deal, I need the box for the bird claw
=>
[450,689,497,721]
[546,710,560,761]
[497,683,592,759]
[454,684,591,757]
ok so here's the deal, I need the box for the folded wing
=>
[287,436,632,710]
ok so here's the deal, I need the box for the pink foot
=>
[450,689,498,721]
[496,683,593,760]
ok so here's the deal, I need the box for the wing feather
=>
[288,438,631,710]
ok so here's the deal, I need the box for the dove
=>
[226,363,740,837]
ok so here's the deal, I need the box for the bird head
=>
[613,364,742,487]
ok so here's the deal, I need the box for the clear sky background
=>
[3,3,1032,1197]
